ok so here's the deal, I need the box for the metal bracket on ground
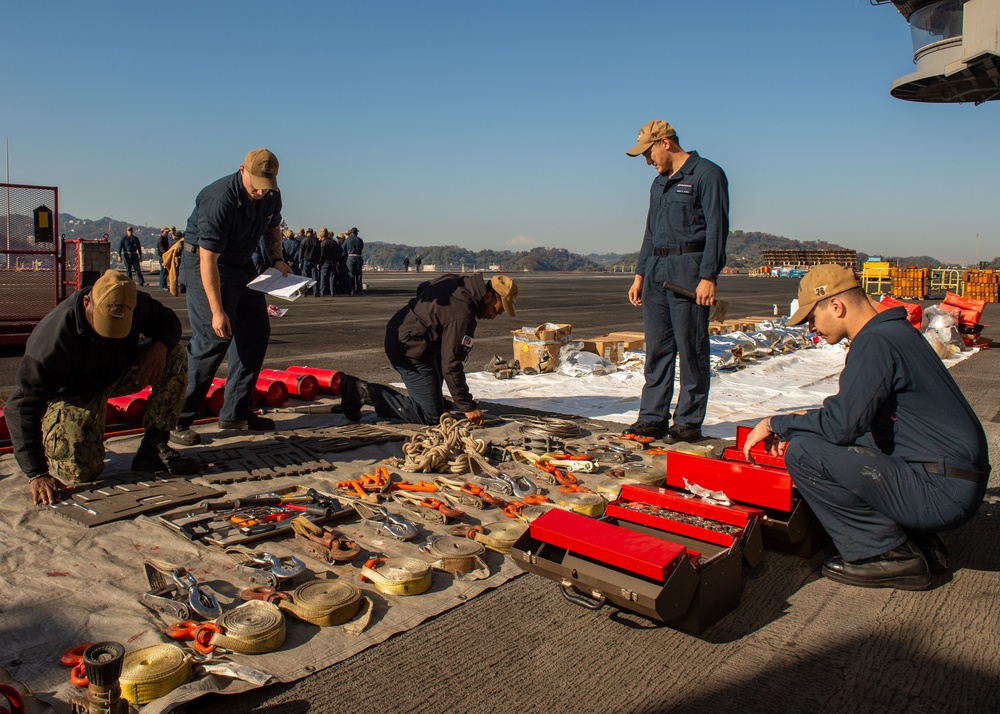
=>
[48,474,223,527]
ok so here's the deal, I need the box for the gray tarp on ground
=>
[0,411,523,713]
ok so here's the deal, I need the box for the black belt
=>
[915,462,987,484]
[182,242,199,253]
[654,244,704,256]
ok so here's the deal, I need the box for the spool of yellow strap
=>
[596,478,640,500]
[211,600,286,654]
[555,491,606,518]
[520,504,555,522]
[119,644,190,705]
[360,557,432,595]
[278,580,362,626]
[473,520,527,553]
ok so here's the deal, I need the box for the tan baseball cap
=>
[491,275,518,317]
[626,120,677,157]
[788,264,860,326]
[91,269,137,339]
[243,148,279,191]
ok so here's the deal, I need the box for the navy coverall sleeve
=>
[697,168,729,280]
[439,318,477,412]
[635,204,655,278]
[193,196,235,254]
[771,335,901,446]
[138,295,182,350]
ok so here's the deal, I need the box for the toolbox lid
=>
[529,508,687,582]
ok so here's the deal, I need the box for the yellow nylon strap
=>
[360,557,432,596]
[119,644,190,705]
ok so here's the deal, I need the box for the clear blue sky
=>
[3,1,998,263]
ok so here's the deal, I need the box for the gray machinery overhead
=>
[875,0,1000,102]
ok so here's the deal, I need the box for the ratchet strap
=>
[420,536,489,580]
[360,556,432,596]
[451,520,527,554]
[291,516,361,563]
[277,579,365,628]
[210,600,286,654]
[119,644,190,705]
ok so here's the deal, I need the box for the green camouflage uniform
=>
[41,343,187,483]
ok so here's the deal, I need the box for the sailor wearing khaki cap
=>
[171,149,292,446]
[743,264,990,591]
[6,270,199,505]
[624,119,730,445]
[338,274,518,426]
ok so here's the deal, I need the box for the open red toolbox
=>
[666,426,828,556]
[511,482,764,634]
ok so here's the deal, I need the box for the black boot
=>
[821,540,932,590]
[133,432,201,475]
[339,375,371,422]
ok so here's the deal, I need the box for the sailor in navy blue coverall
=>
[169,149,291,446]
[744,264,990,590]
[625,120,729,444]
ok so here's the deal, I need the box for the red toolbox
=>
[512,483,764,634]
[667,426,828,556]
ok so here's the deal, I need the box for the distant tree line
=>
[55,214,979,271]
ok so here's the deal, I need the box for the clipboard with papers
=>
[247,268,316,301]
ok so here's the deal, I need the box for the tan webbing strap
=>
[210,600,286,654]
[277,580,363,627]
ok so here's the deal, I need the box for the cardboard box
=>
[606,331,646,351]
[512,323,572,373]
[579,336,625,364]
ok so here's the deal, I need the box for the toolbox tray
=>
[156,485,351,547]
[665,427,828,556]
[512,486,764,635]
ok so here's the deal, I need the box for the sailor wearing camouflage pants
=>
[5,270,200,505]
[41,342,188,483]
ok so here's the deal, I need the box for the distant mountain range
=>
[59,214,992,271]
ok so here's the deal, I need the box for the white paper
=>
[248,268,315,301]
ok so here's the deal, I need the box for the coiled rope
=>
[385,415,487,474]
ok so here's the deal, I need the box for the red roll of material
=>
[108,393,148,423]
[286,366,343,396]
[206,378,227,416]
[104,403,120,427]
[0,410,9,441]
[258,369,319,401]
[255,376,289,407]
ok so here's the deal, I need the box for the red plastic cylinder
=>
[258,369,319,401]
[108,394,148,423]
[0,410,9,441]
[205,378,227,416]
[254,376,289,407]
[104,403,119,427]
[285,365,343,396]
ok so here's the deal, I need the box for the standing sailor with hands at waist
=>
[624,119,729,445]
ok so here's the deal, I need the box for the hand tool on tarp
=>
[661,280,728,323]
